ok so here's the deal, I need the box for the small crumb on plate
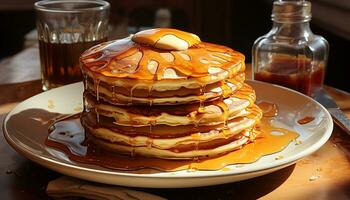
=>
[275,155,284,160]
[295,140,303,145]
[48,100,55,109]
[309,175,320,181]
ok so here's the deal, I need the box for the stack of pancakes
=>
[80,28,262,160]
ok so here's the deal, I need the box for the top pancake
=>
[80,28,245,92]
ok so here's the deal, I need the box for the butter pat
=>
[155,34,189,50]
[132,28,200,51]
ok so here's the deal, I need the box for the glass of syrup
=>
[35,0,110,90]
[252,0,329,97]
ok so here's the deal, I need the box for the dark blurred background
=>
[0,0,349,91]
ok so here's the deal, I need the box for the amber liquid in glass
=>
[39,38,106,90]
[254,56,325,97]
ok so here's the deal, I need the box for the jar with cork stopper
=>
[252,0,329,97]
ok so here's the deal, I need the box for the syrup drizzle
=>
[80,30,244,82]
[111,85,116,101]
[130,85,137,104]
[94,79,100,102]
[146,138,153,149]
[215,101,230,138]
[256,101,278,117]
[297,116,315,125]
[148,86,153,107]
[94,107,100,124]
[198,84,206,113]
[83,74,88,88]
[221,80,232,98]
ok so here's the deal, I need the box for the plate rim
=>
[2,80,334,179]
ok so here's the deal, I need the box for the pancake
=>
[84,72,246,105]
[80,28,262,160]
[82,104,261,138]
[84,83,256,127]
[80,38,245,92]
[92,132,251,159]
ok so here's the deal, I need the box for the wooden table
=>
[1,47,350,199]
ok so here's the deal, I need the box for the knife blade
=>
[314,88,350,135]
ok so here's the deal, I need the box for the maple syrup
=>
[252,1,328,97]
[297,116,315,125]
[44,111,298,172]
[39,38,106,90]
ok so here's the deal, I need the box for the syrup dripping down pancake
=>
[78,28,262,160]
[84,72,246,105]
[83,83,256,127]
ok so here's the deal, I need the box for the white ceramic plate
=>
[3,80,333,188]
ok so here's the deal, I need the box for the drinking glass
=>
[35,0,110,90]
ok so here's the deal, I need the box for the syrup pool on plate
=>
[45,101,299,172]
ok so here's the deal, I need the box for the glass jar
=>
[252,0,329,97]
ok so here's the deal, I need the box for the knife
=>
[314,88,350,135]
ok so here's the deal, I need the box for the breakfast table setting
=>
[1,45,350,200]
[1,0,350,200]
